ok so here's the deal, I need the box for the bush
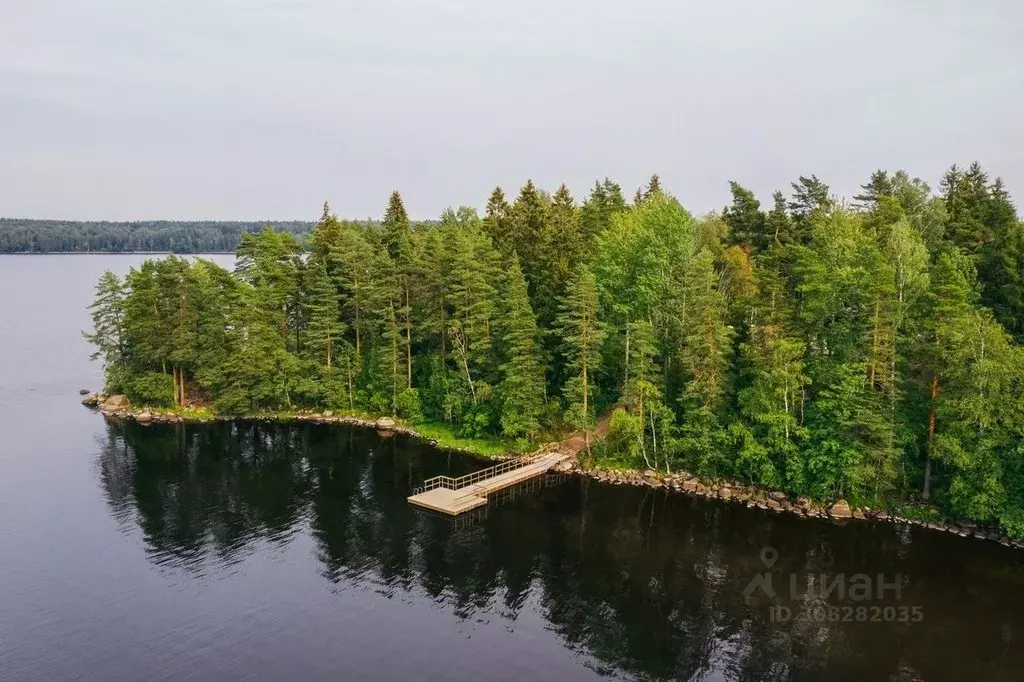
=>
[605,408,643,464]
[124,371,175,407]
[396,388,424,424]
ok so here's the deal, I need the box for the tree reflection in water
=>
[96,420,1024,681]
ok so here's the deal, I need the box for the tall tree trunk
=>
[346,355,354,411]
[623,322,630,388]
[405,277,413,389]
[924,376,938,500]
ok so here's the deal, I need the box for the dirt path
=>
[556,411,613,457]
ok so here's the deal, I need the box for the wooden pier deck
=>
[407,452,572,515]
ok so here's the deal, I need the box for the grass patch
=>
[892,503,943,523]
[412,422,513,459]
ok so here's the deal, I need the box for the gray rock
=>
[79,389,90,395]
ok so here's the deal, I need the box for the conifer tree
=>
[496,254,544,440]
[765,190,795,246]
[304,261,344,370]
[84,271,128,369]
[483,187,512,253]
[556,264,605,449]
[382,190,412,260]
[723,181,767,252]
[580,178,626,247]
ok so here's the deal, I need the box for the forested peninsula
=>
[85,165,1024,539]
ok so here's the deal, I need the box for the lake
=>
[1,254,1023,681]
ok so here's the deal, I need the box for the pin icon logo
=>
[743,546,778,600]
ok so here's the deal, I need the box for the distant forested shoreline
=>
[0,219,320,253]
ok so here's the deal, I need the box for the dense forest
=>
[0,219,316,253]
[85,164,1024,537]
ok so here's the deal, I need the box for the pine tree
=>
[723,181,767,252]
[853,169,895,210]
[644,174,663,199]
[84,270,127,367]
[765,190,796,246]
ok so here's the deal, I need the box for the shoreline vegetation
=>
[81,392,1024,550]
[83,168,1024,545]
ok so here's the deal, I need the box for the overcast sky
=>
[2,0,1022,221]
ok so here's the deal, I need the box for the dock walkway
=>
[407,452,572,515]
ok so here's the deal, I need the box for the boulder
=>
[796,496,813,510]
[766,499,781,510]
[852,509,865,520]
[81,393,100,407]
[102,394,129,411]
[769,491,787,502]
[137,411,153,423]
[829,499,853,519]
[375,416,397,429]
[323,411,333,417]
[79,388,90,395]
[719,487,733,500]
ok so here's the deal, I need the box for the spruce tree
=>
[496,254,544,440]
[382,190,412,260]
[483,186,512,253]
[556,264,605,448]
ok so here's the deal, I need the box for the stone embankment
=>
[569,463,1024,551]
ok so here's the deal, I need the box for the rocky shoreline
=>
[81,391,1024,551]
[81,392,504,459]
[570,463,1024,551]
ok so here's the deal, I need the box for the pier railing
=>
[420,456,541,493]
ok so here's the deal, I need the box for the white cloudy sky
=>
[1,0,1022,220]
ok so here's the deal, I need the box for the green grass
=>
[411,422,514,459]
[892,503,943,523]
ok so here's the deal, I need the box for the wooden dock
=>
[407,452,572,515]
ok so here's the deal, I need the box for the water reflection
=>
[96,420,1024,681]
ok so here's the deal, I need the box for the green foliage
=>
[123,371,176,407]
[605,408,644,465]
[396,388,424,424]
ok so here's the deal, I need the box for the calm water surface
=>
[1,254,1023,681]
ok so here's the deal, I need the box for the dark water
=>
[2,255,1024,682]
